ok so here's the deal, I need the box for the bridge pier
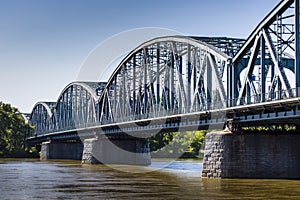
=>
[82,135,151,166]
[40,140,83,160]
[202,131,300,179]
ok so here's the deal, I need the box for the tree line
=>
[149,130,206,158]
[0,102,37,158]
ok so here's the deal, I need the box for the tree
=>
[149,130,206,158]
[0,101,36,157]
[189,130,206,155]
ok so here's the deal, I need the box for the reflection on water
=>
[0,159,300,199]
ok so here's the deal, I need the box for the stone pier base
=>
[82,137,151,166]
[40,140,83,160]
[202,131,300,179]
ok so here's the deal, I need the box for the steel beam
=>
[296,0,300,96]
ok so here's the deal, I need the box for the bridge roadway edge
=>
[202,131,300,179]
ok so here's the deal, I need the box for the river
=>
[1,158,300,199]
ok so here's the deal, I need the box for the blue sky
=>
[0,0,280,113]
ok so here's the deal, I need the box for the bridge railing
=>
[228,88,298,107]
[29,88,300,138]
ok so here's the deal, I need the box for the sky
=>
[0,0,281,113]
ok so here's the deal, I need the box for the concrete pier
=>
[40,140,83,160]
[202,131,300,179]
[82,136,151,165]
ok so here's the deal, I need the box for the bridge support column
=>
[82,136,151,166]
[202,131,300,179]
[40,140,83,160]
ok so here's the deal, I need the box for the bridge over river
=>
[26,0,300,179]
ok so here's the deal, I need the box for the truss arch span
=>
[29,102,55,135]
[51,81,106,131]
[232,0,298,105]
[99,36,232,124]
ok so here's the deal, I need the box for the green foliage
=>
[242,125,296,132]
[149,132,176,152]
[149,130,206,158]
[0,101,37,157]
[188,130,206,154]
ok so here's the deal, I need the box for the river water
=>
[1,159,300,200]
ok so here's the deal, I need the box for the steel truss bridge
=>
[27,0,300,143]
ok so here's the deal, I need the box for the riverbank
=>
[0,151,39,159]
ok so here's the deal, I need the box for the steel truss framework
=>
[29,0,300,136]
[99,36,231,124]
[231,0,299,106]
[29,102,55,134]
[29,82,106,135]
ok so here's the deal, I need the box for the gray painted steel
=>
[28,0,300,141]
